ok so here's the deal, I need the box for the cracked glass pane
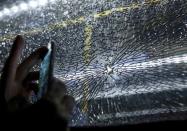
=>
[0,0,187,126]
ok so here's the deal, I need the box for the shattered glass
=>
[0,0,187,126]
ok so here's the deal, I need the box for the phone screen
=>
[38,42,54,100]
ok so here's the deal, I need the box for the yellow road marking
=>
[82,24,93,112]
[82,81,89,112]
[83,25,92,65]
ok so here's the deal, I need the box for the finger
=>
[16,47,48,82]
[23,71,40,93]
[22,72,39,98]
[50,77,67,97]
[2,35,24,85]
[25,82,39,95]
[62,95,75,114]
[59,95,75,120]
[1,36,24,102]
[45,77,67,103]
[21,81,39,101]
[23,71,40,82]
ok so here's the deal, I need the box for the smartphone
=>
[37,41,55,100]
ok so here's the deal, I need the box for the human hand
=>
[0,35,75,120]
[0,35,48,111]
